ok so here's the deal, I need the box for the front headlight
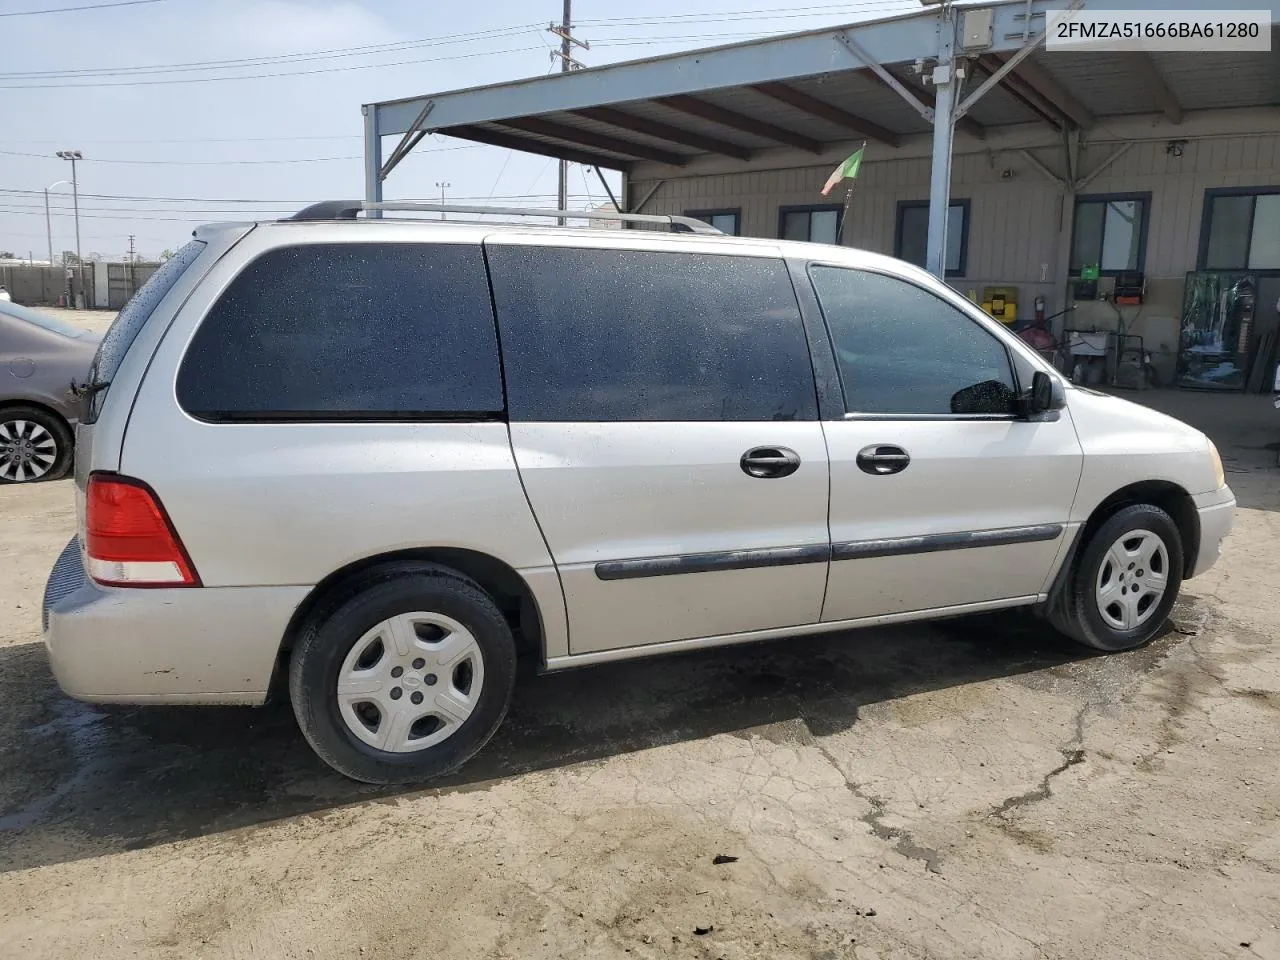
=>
[1207,438,1226,489]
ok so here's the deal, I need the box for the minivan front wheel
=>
[1061,504,1184,652]
[289,569,516,784]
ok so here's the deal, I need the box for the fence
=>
[0,261,160,309]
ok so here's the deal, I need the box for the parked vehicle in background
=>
[42,202,1236,784]
[0,299,98,483]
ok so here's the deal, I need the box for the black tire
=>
[1057,503,1184,652]
[0,405,73,484]
[289,568,516,784]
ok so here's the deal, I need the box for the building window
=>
[779,205,842,245]
[1070,193,1150,275]
[1199,187,1280,271]
[894,200,970,277]
[685,208,741,236]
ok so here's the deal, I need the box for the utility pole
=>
[548,4,588,225]
[558,0,571,221]
[435,181,450,220]
[56,151,84,307]
[127,234,137,298]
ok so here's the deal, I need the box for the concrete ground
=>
[1,314,1278,958]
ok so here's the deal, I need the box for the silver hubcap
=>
[1095,529,1168,631]
[336,612,484,753]
[0,419,58,482]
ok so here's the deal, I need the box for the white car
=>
[42,201,1236,783]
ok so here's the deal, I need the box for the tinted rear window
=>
[487,245,817,422]
[176,243,502,420]
[85,239,206,423]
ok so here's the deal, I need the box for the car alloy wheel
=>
[0,418,59,482]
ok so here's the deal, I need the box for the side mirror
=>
[1026,370,1063,416]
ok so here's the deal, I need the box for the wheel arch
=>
[274,548,545,694]
[1079,480,1200,579]
[0,397,73,428]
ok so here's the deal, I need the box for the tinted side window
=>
[177,243,502,419]
[487,246,817,422]
[809,266,1016,416]
[85,238,206,424]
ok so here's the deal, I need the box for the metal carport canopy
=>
[363,0,1280,276]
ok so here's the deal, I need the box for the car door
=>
[486,235,831,656]
[803,261,1084,622]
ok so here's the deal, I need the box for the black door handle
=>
[856,444,911,476]
[740,446,801,479]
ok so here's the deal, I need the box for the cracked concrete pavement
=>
[1,332,1277,958]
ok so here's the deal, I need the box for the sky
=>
[0,0,917,261]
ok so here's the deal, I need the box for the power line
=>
[0,140,481,165]
[0,135,362,145]
[0,23,544,79]
[0,44,545,90]
[0,2,906,87]
[0,0,164,17]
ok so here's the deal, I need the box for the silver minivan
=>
[43,202,1236,783]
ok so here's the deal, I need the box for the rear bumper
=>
[42,538,307,705]
[1189,487,1236,579]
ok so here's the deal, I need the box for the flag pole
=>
[836,140,866,247]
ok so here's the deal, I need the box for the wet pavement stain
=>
[0,604,1211,874]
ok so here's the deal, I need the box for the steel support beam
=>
[835,30,934,122]
[1052,128,1081,326]
[871,69,988,140]
[362,105,382,217]
[380,100,434,181]
[497,116,689,166]
[1125,52,1182,124]
[749,82,900,147]
[440,124,627,171]
[1076,142,1134,190]
[593,166,622,211]
[995,53,1094,129]
[630,180,665,213]
[974,56,1066,130]
[657,95,823,153]
[926,16,957,279]
[573,106,753,160]
[1020,148,1065,185]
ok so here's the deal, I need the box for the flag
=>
[821,146,865,196]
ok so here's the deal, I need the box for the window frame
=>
[777,204,844,245]
[1197,186,1280,274]
[684,208,742,236]
[893,199,971,278]
[803,260,1024,422]
[1069,191,1151,277]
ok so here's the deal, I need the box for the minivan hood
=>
[1064,385,1220,495]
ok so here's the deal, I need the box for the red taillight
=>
[85,475,199,587]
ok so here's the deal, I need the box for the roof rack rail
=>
[287,200,723,235]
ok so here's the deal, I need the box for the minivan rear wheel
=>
[1059,503,1184,652]
[0,406,72,484]
[289,569,516,784]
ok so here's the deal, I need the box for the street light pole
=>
[43,179,70,269]
[56,151,84,307]
[435,181,450,221]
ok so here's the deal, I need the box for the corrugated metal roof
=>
[376,10,1280,174]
